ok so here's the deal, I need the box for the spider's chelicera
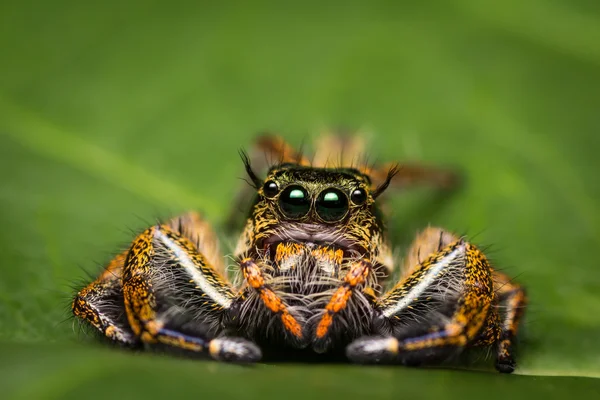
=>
[72,134,527,373]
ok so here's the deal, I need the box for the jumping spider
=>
[73,134,526,373]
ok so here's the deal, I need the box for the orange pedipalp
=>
[315,259,371,338]
[240,257,303,339]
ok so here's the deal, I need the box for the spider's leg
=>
[165,211,226,277]
[399,226,460,279]
[311,133,366,168]
[239,257,304,343]
[365,162,461,194]
[310,133,459,191]
[347,228,497,368]
[122,216,261,362]
[72,250,137,345]
[311,258,373,352]
[491,270,527,373]
[254,134,311,166]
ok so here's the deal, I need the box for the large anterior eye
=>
[316,188,349,222]
[279,185,311,219]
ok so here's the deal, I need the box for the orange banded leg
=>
[312,259,372,353]
[493,270,527,373]
[239,257,303,341]
[348,239,498,369]
[72,250,136,345]
[121,222,261,362]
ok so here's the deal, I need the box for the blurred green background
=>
[1,0,600,398]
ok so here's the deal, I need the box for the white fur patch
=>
[382,244,465,318]
[154,229,233,309]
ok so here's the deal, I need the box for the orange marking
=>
[105,326,116,337]
[327,287,353,313]
[445,322,463,337]
[241,258,265,288]
[260,288,284,312]
[316,287,353,338]
[344,260,370,286]
[122,227,158,335]
[505,290,526,334]
[311,247,344,265]
[158,335,203,352]
[145,320,164,336]
[315,259,371,338]
[281,312,303,338]
[363,287,376,299]
[275,243,304,263]
[98,251,127,281]
[140,331,156,343]
[316,313,333,338]
[241,258,303,339]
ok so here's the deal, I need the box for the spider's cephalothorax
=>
[72,134,527,373]
[234,163,393,352]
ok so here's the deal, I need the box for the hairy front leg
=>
[347,228,501,369]
[121,214,261,362]
[72,250,136,345]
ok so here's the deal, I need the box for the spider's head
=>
[241,155,397,255]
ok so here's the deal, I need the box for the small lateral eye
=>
[262,180,279,198]
[350,188,367,205]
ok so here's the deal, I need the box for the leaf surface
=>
[1,1,599,398]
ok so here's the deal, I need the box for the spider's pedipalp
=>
[311,258,374,353]
[238,257,304,345]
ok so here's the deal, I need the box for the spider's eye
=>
[350,188,368,205]
[262,180,279,198]
[316,188,349,222]
[279,185,310,219]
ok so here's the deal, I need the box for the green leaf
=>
[2,342,600,400]
[1,0,599,398]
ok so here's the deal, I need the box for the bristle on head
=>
[239,149,262,189]
[372,164,400,199]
